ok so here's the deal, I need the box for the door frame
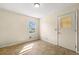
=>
[76,9,78,53]
[57,10,78,52]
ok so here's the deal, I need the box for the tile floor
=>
[0,40,78,55]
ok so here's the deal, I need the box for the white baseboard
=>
[41,38,57,45]
[0,39,39,48]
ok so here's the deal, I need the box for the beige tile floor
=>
[0,40,78,55]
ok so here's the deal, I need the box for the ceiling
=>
[0,3,78,18]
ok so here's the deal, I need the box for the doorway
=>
[57,11,77,52]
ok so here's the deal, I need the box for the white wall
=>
[40,15,57,45]
[0,9,40,48]
[40,4,79,46]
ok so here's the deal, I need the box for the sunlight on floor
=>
[19,43,34,54]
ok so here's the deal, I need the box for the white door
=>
[58,11,77,51]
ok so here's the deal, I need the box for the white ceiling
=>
[0,3,78,18]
